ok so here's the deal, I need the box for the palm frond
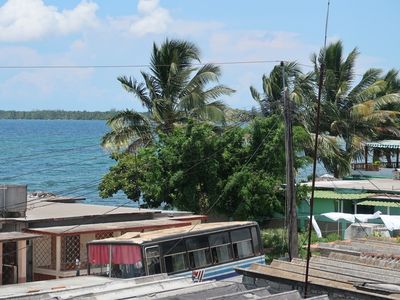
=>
[250,86,261,101]
[181,64,222,97]
[355,80,387,102]
[190,101,226,123]
[348,68,381,100]
[117,76,153,110]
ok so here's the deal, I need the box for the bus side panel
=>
[170,254,265,281]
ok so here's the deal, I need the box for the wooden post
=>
[282,61,298,259]
[396,148,399,169]
[364,145,368,170]
[17,240,26,283]
[0,242,2,285]
[55,236,61,279]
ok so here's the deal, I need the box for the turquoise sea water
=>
[0,119,322,208]
[0,119,134,207]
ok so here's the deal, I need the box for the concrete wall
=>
[80,233,95,267]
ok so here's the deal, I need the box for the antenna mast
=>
[304,0,330,297]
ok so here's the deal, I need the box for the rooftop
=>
[314,190,375,200]
[0,232,42,242]
[304,178,400,194]
[23,218,193,235]
[0,273,327,300]
[5,199,195,223]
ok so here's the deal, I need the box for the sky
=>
[0,0,399,112]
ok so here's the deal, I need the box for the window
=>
[145,246,161,275]
[209,232,232,264]
[62,235,80,270]
[162,240,188,273]
[251,227,261,255]
[231,228,254,259]
[186,236,211,269]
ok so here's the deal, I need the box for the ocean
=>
[0,119,134,207]
[0,119,320,208]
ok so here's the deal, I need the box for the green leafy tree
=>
[101,39,234,151]
[99,117,309,219]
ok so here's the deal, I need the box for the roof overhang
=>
[365,140,400,149]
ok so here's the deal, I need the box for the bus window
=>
[251,226,261,255]
[145,246,161,275]
[162,240,188,273]
[231,228,254,259]
[186,235,211,269]
[209,232,232,264]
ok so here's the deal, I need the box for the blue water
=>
[0,119,134,207]
[0,120,322,208]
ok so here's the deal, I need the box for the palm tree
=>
[306,41,400,177]
[102,39,234,151]
[249,62,314,120]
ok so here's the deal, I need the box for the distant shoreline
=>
[0,110,119,120]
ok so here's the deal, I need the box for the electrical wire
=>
[0,154,106,181]
[163,117,281,256]
[0,60,282,70]
[0,144,101,163]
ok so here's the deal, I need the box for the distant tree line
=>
[0,110,120,120]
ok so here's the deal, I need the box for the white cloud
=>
[0,0,99,42]
[110,0,222,38]
[128,0,172,36]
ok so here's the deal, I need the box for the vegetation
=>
[305,41,400,177]
[99,38,400,222]
[101,39,234,152]
[0,110,119,120]
[261,228,340,263]
[100,116,310,219]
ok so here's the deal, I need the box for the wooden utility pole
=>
[282,61,298,259]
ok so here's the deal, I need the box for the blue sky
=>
[0,0,399,111]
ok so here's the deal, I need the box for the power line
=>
[0,144,101,163]
[0,136,101,152]
[0,60,282,70]
[164,117,281,256]
[0,154,106,181]
[4,179,103,211]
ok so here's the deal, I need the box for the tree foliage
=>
[99,117,309,222]
[101,39,234,152]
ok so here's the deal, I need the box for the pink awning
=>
[88,244,110,264]
[112,245,142,264]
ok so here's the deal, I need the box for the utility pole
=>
[282,61,298,259]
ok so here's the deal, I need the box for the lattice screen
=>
[61,235,80,271]
[95,231,113,240]
[33,236,54,269]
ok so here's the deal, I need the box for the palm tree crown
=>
[307,41,400,177]
[102,39,234,151]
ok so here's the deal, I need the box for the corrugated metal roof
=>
[366,140,400,149]
[89,221,256,245]
[358,200,400,208]
[314,190,374,200]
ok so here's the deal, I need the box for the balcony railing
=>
[352,162,398,171]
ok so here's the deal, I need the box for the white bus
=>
[87,221,265,281]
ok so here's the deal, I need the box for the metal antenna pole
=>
[304,0,330,298]
[282,61,298,259]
